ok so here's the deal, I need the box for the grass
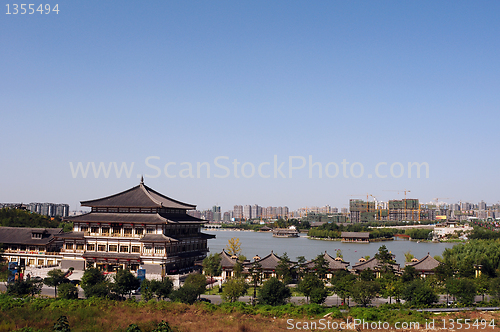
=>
[1,294,500,332]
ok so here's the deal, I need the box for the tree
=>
[374,245,396,274]
[170,283,200,304]
[359,268,375,281]
[225,237,242,256]
[350,280,380,307]
[489,277,500,300]
[202,253,222,288]
[58,283,78,299]
[258,277,291,306]
[221,277,249,302]
[275,252,293,284]
[313,254,329,280]
[402,279,438,306]
[295,256,308,281]
[44,269,67,297]
[233,260,244,279]
[7,278,43,297]
[401,266,419,282]
[140,279,155,301]
[310,287,329,305]
[475,274,490,302]
[113,269,140,299]
[336,249,343,259]
[446,278,477,305]
[81,267,109,298]
[248,260,262,304]
[297,274,324,304]
[184,273,207,298]
[154,278,174,300]
[331,269,356,306]
[404,251,415,263]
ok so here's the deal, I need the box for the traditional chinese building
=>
[57,179,215,275]
[306,251,350,279]
[405,253,441,276]
[0,227,63,267]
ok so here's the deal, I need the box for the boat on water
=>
[272,226,299,238]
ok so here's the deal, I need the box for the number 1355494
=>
[6,4,59,14]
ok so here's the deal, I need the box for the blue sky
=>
[1,1,499,212]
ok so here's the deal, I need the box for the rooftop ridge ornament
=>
[140,175,144,185]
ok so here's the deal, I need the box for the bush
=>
[221,277,248,303]
[58,283,78,300]
[170,284,200,305]
[309,287,328,305]
[258,277,291,306]
[53,315,71,332]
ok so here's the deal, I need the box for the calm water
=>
[206,230,457,266]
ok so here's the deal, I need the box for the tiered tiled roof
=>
[307,251,349,270]
[80,179,196,209]
[0,227,62,246]
[352,257,400,272]
[405,253,441,272]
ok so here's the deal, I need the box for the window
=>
[101,227,110,235]
[112,227,121,235]
[66,243,73,250]
[91,227,99,233]
[143,246,152,253]
[98,245,106,252]
[154,247,164,254]
[131,246,140,253]
[135,228,143,235]
[124,228,132,236]
[81,226,88,233]
[76,244,84,250]
[146,228,154,234]
[87,244,95,251]
[37,259,44,266]
[29,246,36,251]
[120,246,129,253]
[108,245,118,252]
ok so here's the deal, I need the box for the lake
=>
[206,230,457,266]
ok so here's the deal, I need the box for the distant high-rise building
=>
[223,212,231,222]
[479,200,487,210]
[243,205,252,219]
[212,205,221,222]
[251,204,261,219]
[233,205,243,220]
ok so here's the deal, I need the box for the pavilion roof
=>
[79,180,196,209]
[140,234,178,243]
[0,227,62,246]
[248,251,283,270]
[405,253,441,271]
[219,249,238,268]
[341,232,370,239]
[352,256,400,272]
[306,251,350,270]
[65,212,206,224]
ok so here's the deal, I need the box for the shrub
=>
[170,284,200,305]
[258,277,291,306]
[58,283,78,300]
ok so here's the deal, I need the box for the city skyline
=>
[2,1,499,212]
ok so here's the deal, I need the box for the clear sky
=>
[1,1,499,212]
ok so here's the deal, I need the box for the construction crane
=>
[434,197,450,206]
